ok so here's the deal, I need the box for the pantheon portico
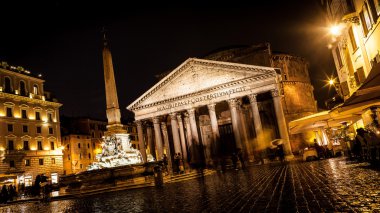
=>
[128,58,293,168]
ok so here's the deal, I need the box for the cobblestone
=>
[1,157,380,212]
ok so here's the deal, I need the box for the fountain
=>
[87,134,143,170]
[60,134,161,194]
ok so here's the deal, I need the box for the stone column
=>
[177,114,188,164]
[136,120,147,162]
[170,113,182,154]
[228,98,243,150]
[187,108,201,164]
[152,117,164,160]
[248,94,264,150]
[161,121,172,171]
[146,125,155,159]
[184,114,193,159]
[238,105,252,160]
[187,108,200,144]
[207,104,220,144]
[207,103,220,164]
[271,89,293,158]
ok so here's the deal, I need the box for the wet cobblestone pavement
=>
[1,157,380,212]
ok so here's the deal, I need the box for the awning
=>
[341,62,380,109]
[289,62,380,134]
[0,174,17,182]
[289,108,362,134]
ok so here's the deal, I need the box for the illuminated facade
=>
[322,0,380,98]
[128,57,295,169]
[0,62,63,186]
[289,1,380,153]
[204,44,317,152]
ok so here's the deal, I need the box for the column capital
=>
[271,89,280,97]
[176,114,183,122]
[207,103,216,112]
[152,116,161,124]
[227,98,238,108]
[169,112,177,120]
[160,122,167,130]
[248,94,258,103]
[135,120,143,127]
[187,108,195,117]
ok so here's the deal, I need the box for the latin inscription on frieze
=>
[157,86,246,111]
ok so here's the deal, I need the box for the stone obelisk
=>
[102,31,126,135]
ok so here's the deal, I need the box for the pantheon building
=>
[128,43,317,167]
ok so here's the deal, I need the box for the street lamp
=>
[329,79,335,86]
[329,24,343,36]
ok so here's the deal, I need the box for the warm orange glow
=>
[330,24,343,36]
[329,79,334,85]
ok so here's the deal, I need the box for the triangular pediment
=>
[128,58,276,110]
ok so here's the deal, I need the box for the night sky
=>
[0,1,336,121]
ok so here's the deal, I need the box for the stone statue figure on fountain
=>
[87,134,143,170]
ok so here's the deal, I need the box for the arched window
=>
[33,85,38,95]
[19,81,27,96]
[4,77,12,93]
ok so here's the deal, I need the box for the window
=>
[67,144,70,150]
[22,109,27,119]
[6,107,13,117]
[68,154,70,160]
[348,27,357,50]
[35,111,41,120]
[51,173,58,184]
[51,158,55,164]
[25,176,32,187]
[50,142,55,150]
[36,126,42,134]
[78,143,81,148]
[369,0,379,21]
[80,164,83,169]
[87,143,90,149]
[39,159,44,165]
[8,140,14,150]
[38,141,43,150]
[10,160,15,168]
[92,142,95,148]
[23,125,28,133]
[48,113,53,122]
[374,0,380,14]
[88,153,91,159]
[334,46,343,68]
[80,153,82,159]
[48,127,53,134]
[4,77,12,93]
[360,3,373,36]
[7,124,13,132]
[25,159,30,166]
[19,81,27,96]
[23,141,29,150]
[92,132,95,138]
[33,85,38,95]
